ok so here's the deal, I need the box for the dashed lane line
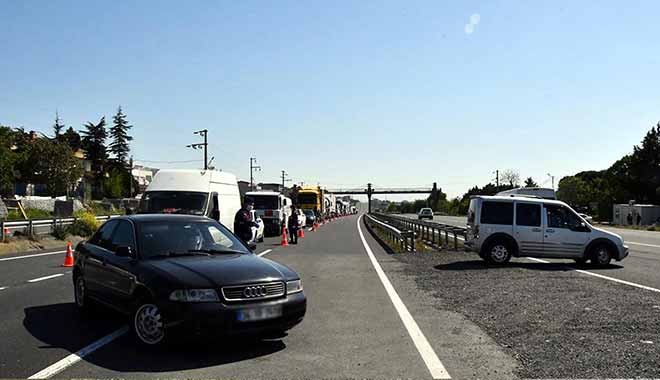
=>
[357,215,451,379]
[27,274,64,283]
[257,249,273,257]
[28,326,129,379]
[0,250,65,262]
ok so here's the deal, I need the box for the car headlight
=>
[286,279,303,294]
[169,289,219,302]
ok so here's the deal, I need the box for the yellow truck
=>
[297,186,324,214]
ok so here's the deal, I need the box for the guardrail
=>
[1,215,120,241]
[364,214,416,251]
[371,212,467,251]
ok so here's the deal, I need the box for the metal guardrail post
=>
[453,230,458,250]
[28,219,33,237]
[444,230,449,247]
[1,220,4,242]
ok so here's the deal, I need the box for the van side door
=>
[543,204,589,257]
[514,202,544,256]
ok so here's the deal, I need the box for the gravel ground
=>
[390,249,660,379]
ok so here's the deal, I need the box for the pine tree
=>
[80,117,108,196]
[109,106,133,164]
[62,127,82,151]
[53,111,65,138]
[524,177,538,188]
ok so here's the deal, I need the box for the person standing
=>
[234,198,258,244]
[288,206,300,244]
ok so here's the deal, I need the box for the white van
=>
[244,191,292,236]
[465,195,628,266]
[138,169,241,232]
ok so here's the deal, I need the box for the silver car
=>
[465,196,628,266]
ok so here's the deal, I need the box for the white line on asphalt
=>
[627,241,660,248]
[258,249,273,257]
[0,250,65,262]
[526,257,660,294]
[28,326,129,379]
[357,215,451,379]
[0,286,7,291]
[27,274,64,283]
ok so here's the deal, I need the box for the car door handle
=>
[88,257,104,265]
[532,228,542,232]
[546,229,555,233]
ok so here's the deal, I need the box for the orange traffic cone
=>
[280,226,289,246]
[62,241,74,267]
[298,228,305,238]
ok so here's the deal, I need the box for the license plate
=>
[236,305,282,322]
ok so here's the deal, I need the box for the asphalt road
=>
[0,215,518,379]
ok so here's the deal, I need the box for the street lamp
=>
[547,173,555,190]
[186,129,208,170]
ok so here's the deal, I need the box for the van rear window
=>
[480,201,513,225]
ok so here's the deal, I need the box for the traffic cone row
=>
[62,241,74,267]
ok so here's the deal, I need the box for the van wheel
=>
[591,244,612,266]
[484,240,512,264]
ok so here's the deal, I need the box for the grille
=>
[221,281,285,301]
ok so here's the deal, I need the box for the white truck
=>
[324,193,337,217]
[244,191,292,236]
[138,169,242,232]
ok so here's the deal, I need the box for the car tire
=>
[590,244,612,266]
[258,236,264,243]
[73,275,93,314]
[132,299,167,346]
[484,240,512,264]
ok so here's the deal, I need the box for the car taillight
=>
[265,210,273,217]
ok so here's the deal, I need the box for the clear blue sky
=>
[2,1,659,200]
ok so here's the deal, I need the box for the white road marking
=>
[0,250,65,262]
[28,326,129,379]
[0,286,7,291]
[526,257,660,294]
[258,249,273,257]
[27,274,64,283]
[627,241,660,248]
[357,215,451,379]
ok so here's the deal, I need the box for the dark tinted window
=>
[545,205,581,229]
[111,221,136,253]
[139,191,208,215]
[467,199,477,224]
[480,202,513,225]
[90,220,118,250]
[516,203,541,227]
[247,195,279,210]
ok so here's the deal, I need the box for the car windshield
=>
[298,194,318,204]
[139,220,248,258]
[138,191,208,215]
[247,195,279,210]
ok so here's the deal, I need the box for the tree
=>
[524,177,538,188]
[500,169,520,187]
[25,139,83,196]
[0,126,20,196]
[556,176,590,209]
[80,117,108,198]
[53,111,65,138]
[109,106,133,164]
[62,127,82,151]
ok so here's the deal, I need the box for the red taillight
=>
[265,210,273,217]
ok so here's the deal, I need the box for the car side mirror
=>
[116,246,135,258]
[571,222,590,232]
[211,209,220,221]
[125,206,136,215]
[248,242,257,252]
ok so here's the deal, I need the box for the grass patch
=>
[6,208,53,221]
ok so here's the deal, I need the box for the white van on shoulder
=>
[465,195,628,266]
[244,191,292,236]
[496,187,556,200]
[138,169,241,232]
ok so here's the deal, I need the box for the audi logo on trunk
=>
[243,285,267,298]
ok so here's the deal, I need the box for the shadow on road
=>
[23,303,286,373]
[434,260,624,272]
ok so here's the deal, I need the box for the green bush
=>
[69,210,100,237]
[52,223,68,240]
[5,208,52,221]
[647,226,657,231]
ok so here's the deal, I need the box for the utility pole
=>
[493,170,499,187]
[366,183,373,214]
[547,173,555,190]
[281,170,291,188]
[129,155,134,197]
[250,157,261,191]
[186,129,208,170]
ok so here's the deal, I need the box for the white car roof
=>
[245,191,281,196]
[474,195,567,205]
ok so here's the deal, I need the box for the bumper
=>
[618,245,629,261]
[263,219,282,235]
[162,291,307,337]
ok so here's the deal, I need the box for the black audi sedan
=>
[72,214,306,346]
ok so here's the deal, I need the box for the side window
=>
[480,202,513,225]
[545,205,581,229]
[516,203,541,227]
[89,220,118,251]
[111,221,136,253]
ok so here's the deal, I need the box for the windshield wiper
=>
[187,249,246,255]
